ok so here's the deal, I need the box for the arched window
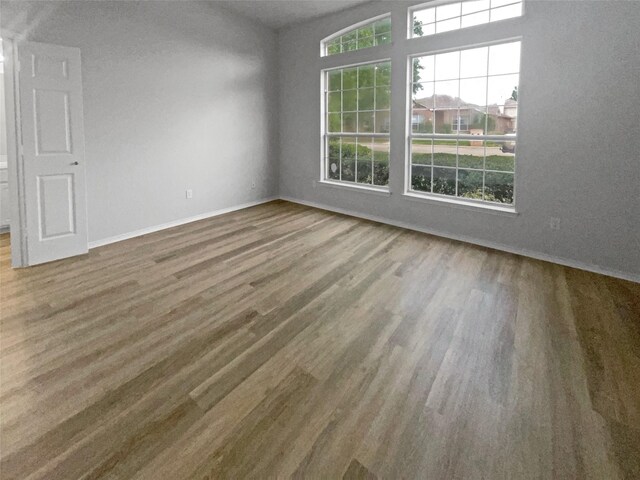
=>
[321,15,392,190]
[322,15,391,57]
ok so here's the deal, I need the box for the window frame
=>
[405,37,522,209]
[407,0,524,40]
[321,58,392,192]
[321,13,392,57]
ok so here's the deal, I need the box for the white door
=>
[18,41,88,265]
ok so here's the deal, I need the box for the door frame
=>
[2,30,28,267]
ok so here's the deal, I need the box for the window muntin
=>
[324,61,391,187]
[411,0,522,38]
[323,16,391,56]
[409,41,520,205]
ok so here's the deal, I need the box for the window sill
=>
[318,180,391,196]
[403,192,518,215]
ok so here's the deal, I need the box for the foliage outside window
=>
[323,16,391,56]
[324,61,391,187]
[409,41,520,205]
[411,0,523,38]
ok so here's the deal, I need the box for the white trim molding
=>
[88,197,278,249]
[280,196,639,284]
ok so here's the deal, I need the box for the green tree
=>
[412,19,424,94]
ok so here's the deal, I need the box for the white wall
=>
[1,0,279,243]
[278,0,640,280]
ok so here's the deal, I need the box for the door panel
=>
[19,41,88,265]
[34,89,72,154]
[37,174,76,239]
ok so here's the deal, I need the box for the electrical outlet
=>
[549,217,561,230]
[186,189,193,199]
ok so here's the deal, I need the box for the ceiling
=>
[214,0,374,30]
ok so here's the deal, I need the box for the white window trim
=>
[318,180,391,196]
[403,191,518,215]
[404,37,522,210]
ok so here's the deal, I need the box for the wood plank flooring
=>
[1,200,639,479]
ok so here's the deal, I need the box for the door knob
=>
[70,161,79,165]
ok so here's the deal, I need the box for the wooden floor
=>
[1,200,639,479]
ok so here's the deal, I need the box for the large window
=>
[323,61,391,187]
[323,16,391,57]
[410,0,522,38]
[409,41,520,205]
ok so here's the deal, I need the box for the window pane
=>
[328,113,341,133]
[460,77,487,108]
[458,141,485,168]
[436,3,461,21]
[486,141,515,171]
[413,81,434,101]
[375,63,391,85]
[358,112,374,133]
[356,137,373,184]
[433,141,457,167]
[358,65,375,88]
[436,17,461,33]
[414,8,435,26]
[328,92,341,112]
[373,138,389,186]
[343,112,357,132]
[411,165,432,192]
[375,86,390,109]
[343,89,357,111]
[340,136,357,181]
[461,10,490,28]
[328,70,342,91]
[342,30,357,48]
[413,55,435,83]
[460,46,488,78]
[488,42,521,75]
[327,39,341,56]
[343,68,358,89]
[462,0,490,15]
[485,171,514,204]
[373,17,391,35]
[487,74,519,105]
[357,159,372,184]
[411,139,432,165]
[435,51,460,80]
[491,3,522,22]
[327,137,341,180]
[434,80,459,103]
[433,167,456,195]
[458,169,484,199]
[358,88,375,111]
[374,111,390,133]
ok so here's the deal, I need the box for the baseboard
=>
[280,196,639,284]
[88,197,278,249]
